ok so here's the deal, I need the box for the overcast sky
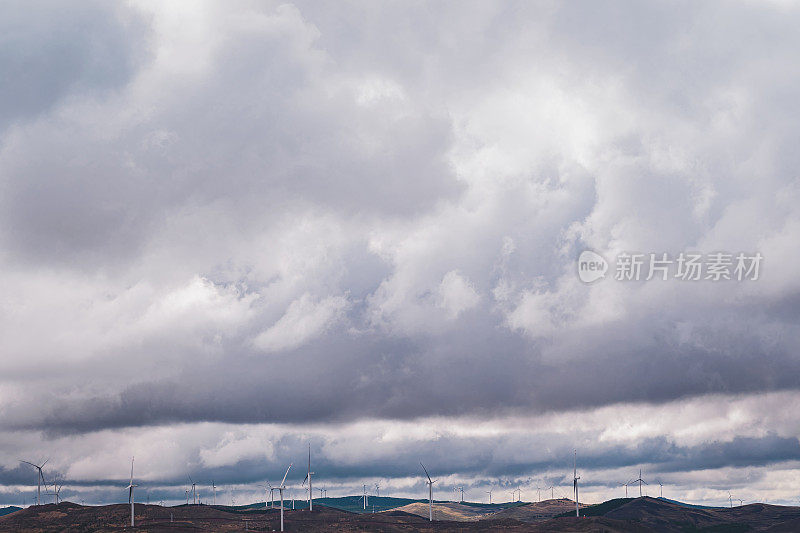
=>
[2,0,800,508]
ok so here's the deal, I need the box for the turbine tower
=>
[362,484,368,509]
[454,486,464,503]
[46,475,63,505]
[188,475,197,504]
[420,462,437,522]
[486,489,492,504]
[266,482,274,508]
[126,457,138,528]
[573,450,580,518]
[212,481,216,505]
[20,459,49,506]
[631,469,648,497]
[275,463,292,532]
[53,479,62,504]
[375,482,380,498]
[302,443,314,511]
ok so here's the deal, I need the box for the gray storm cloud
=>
[1,0,800,506]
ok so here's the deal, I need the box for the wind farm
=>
[5,450,800,532]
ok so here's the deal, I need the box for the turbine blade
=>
[420,462,432,482]
[280,464,292,487]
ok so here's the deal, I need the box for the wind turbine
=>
[126,457,137,528]
[362,484,368,509]
[275,463,292,532]
[420,462,437,522]
[212,481,216,505]
[185,489,190,505]
[375,482,380,498]
[486,489,493,504]
[302,443,314,511]
[573,450,580,518]
[454,486,464,503]
[20,459,48,506]
[188,475,197,504]
[266,482,274,508]
[728,492,733,508]
[658,481,663,498]
[631,469,648,497]
[46,475,63,504]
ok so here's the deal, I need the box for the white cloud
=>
[253,293,348,353]
[437,270,479,319]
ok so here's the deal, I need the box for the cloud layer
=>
[1,0,800,507]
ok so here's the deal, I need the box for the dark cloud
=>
[0,1,149,131]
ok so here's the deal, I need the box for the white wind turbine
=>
[631,469,648,497]
[454,486,464,503]
[362,484,368,509]
[126,457,138,528]
[375,482,381,498]
[53,480,62,504]
[573,450,580,518]
[188,475,197,504]
[212,481,216,505]
[45,474,63,505]
[301,443,314,511]
[275,463,292,532]
[20,459,49,506]
[266,481,274,508]
[486,489,492,504]
[420,462,437,522]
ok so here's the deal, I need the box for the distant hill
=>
[0,508,20,517]
[4,497,800,532]
[657,496,725,510]
[230,495,426,514]
[391,501,494,521]
[552,496,800,532]
[495,498,587,521]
